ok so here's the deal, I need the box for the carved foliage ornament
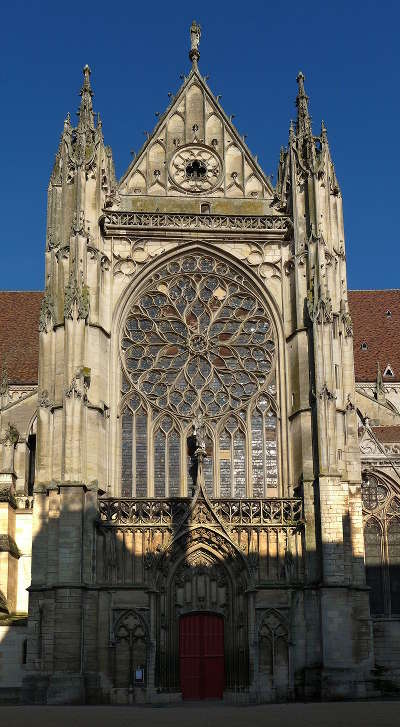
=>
[65,366,91,401]
[39,390,53,408]
[1,423,19,447]
[340,299,353,337]
[64,274,90,321]
[39,288,56,333]
[307,284,333,325]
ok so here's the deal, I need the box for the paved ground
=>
[0,702,400,727]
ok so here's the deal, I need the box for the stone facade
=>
[0,24,400,704]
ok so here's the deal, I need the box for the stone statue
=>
[187,410,207,495]
[193,410,206,453]
[190,21,201,51]
[189,21,201,65]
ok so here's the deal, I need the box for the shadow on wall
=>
[1,480,400,705]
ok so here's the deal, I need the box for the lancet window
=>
[362,473,400,616]
[120,253,279,498]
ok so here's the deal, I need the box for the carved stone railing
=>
[211,498,303,526]
[101,210,292,235]
[98,497,303,528]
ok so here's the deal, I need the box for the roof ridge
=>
[0,290,44,293]
[348,288,400,292]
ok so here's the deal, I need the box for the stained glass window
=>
[120,254,279,497]
[121,394,148,497]
[362,473,400,616]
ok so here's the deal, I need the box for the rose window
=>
[169,145,222,193]
[121,255,274,419]
[120,254,278,498]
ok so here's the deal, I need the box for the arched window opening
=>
[218,417,246,498]
[362,473,400,617]
[251,394,278,497]
[120,253,279,498]
[388,519,400,615]
[364,520,384,615]
[121,394,148,497]
[153,416,181,497]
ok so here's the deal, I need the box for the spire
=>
[296,71,312,137]
[189,20,201,68]
[77,64,94,130]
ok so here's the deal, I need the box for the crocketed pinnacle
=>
[376,360,385,395]
[296,71,312,137]
[77,64,95,131]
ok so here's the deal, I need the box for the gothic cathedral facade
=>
[1,24,400,704]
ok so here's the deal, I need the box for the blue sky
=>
[1,0,399,290]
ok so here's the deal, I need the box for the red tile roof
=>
[372,426,400,443]
[348,290,400,383]
[0,288,398,387]
[0,292,44,385]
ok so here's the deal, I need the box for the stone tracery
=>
[120,253,279,497]
[362,472,400,616]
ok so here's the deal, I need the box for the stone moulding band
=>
[101,211,292,235]
[98,496,303,527]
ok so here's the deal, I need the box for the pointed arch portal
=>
[154,525,250,693]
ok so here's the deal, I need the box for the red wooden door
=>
[179,613,224,700]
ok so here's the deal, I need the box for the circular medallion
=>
[169,144,223,193]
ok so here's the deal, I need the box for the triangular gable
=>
[119,69,274,200]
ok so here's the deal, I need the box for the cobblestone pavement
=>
[0,701,399,727]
